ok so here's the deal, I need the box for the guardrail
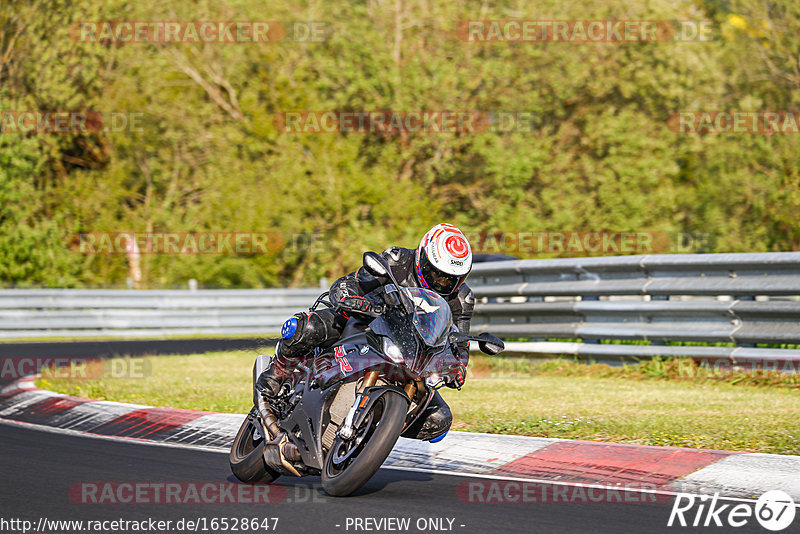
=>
[2,252,799,365]
[0,288,321,338]
[468,252,800,364]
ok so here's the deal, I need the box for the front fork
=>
[337,373,427,440]
[336,370,380,439]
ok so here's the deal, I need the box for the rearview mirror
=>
[476,333,505,355]
[362,251,389,279]
[448,331,469,345]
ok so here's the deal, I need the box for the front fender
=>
[351,385,410,430]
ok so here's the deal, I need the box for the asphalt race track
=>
[0,422,772,534]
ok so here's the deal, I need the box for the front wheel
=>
[321,391,408,497]
[229,408,281,484]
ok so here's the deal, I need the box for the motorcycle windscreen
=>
[406,287,452,347]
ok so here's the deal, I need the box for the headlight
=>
[381,336,404,363]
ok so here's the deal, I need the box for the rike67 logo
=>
[668,490,796,531]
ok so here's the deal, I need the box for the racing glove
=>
[338,295,383,316]
[446,361,467,390]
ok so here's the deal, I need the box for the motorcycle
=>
[229,251,505,496]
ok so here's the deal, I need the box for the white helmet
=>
[414,223,472,295]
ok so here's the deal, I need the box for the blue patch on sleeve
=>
[281,317,298,339]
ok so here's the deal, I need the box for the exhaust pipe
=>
[256,392,302,475]
[256,395,281,439]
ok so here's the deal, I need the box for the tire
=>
[321,391,408,497]
[229,408,281,484]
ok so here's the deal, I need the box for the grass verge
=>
[37,352,800,455]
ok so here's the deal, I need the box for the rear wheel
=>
[321,391,407,496]
[229,408,281,484]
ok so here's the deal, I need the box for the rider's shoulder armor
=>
[381,246,406,263]
[456,282,474,304]
[449,282,475,337]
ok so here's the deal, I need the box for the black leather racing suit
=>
[260,246,475,441]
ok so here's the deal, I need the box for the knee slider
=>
[418,403,452,440]
[426,405,452,432]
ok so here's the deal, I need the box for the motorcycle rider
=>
[256,223,475,442]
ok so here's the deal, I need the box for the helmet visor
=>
[419,249,467,295]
